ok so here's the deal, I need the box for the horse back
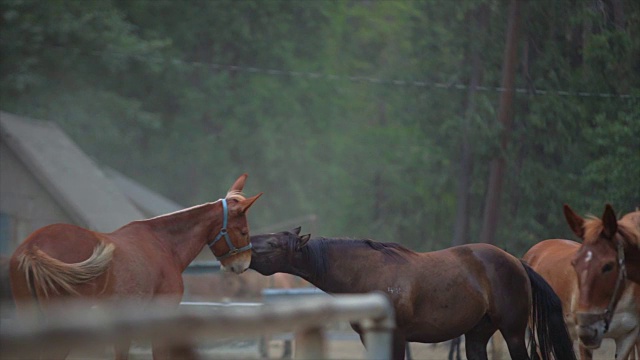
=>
[16,224,104,262]
[621,211,640,230]
[427,243,531,300]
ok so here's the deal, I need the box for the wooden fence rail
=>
[1,292,394,360]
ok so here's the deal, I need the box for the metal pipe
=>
[1,293,394,359]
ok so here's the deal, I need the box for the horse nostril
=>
[230,262,248,274]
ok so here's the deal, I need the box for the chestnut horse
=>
[559,204,640,359]
[523,239,639,359]
[249,228,576,360]
[9,174,262,359]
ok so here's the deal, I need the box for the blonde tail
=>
[17,241,115,297]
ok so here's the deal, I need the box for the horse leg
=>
[391,331,406,360]
[448,336,461,360]
[357,329,405,360]
[152,341,198,360]
[501,330,529,360]
[464,317,496,360]
[404,341,412,360]
[114,338,131,360]
[498,317,529,360]
[578,344,593,360]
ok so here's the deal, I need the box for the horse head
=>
[249,227,310,275]
[563,203,626,349]
[209,174,262,274]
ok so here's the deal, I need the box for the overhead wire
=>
[46,45,640,99]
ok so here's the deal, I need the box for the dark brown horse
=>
[523,239,639,359]
[9,174,262,359]
[250,227,576,360]
[560,204,640,358]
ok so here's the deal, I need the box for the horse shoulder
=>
[104,233,180,297]
[606,282,640,339]
[617,282,640,314]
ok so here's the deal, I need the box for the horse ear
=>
[563,204,585,239]
[292,226,302,235]
[238,193,262,213]
[229,174,248,192]
[601,204,618,239]
[296,234,311,250]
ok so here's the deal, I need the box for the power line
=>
[51,46,640,99]
[131,54,639,99]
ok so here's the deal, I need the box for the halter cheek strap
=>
[207,198,252,260]
[602,240,626,332]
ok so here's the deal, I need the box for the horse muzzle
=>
[220,251,251,274]
[576,312,607,349]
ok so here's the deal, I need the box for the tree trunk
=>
[479,0,521,245]
[451,4,488,247]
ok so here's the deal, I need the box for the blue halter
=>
[208,198,252,260]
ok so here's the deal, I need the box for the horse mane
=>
[361,239,417,259]
[583,215,640,248]
[17,241,115,297]
[225,190,246,202]
[301,237,416,283]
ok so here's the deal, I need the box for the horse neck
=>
[291,239,376,294]
[619,216,640,283]
[626,248,640,283]
[142,202,220,270]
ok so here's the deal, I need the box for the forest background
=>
[1,0,638,255]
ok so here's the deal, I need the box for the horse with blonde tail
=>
[9,174,262,359]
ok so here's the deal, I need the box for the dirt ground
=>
[269,336,619,360]
[65,332,620,360]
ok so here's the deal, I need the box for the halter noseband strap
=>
[207,198,252,260]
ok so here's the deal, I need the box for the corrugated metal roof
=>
[0,111,145,232]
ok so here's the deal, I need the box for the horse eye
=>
[602,263,614,274]
[269,242,278,249]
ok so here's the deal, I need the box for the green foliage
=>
[1,0,638,254]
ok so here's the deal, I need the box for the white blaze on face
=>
[585,251,593,262]
[580,251,593,285]
[581,268,589,285]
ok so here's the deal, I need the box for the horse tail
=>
[17,241,115,298]
[521,260,576,360]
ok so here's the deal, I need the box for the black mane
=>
[300,237,416,283]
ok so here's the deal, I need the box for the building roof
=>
[103,167,182,217]
[0,111,145,232]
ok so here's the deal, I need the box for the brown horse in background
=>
[9,174,262,359]
[523,239,639,359]
[250,227,576,360]
[559,204,640,359]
